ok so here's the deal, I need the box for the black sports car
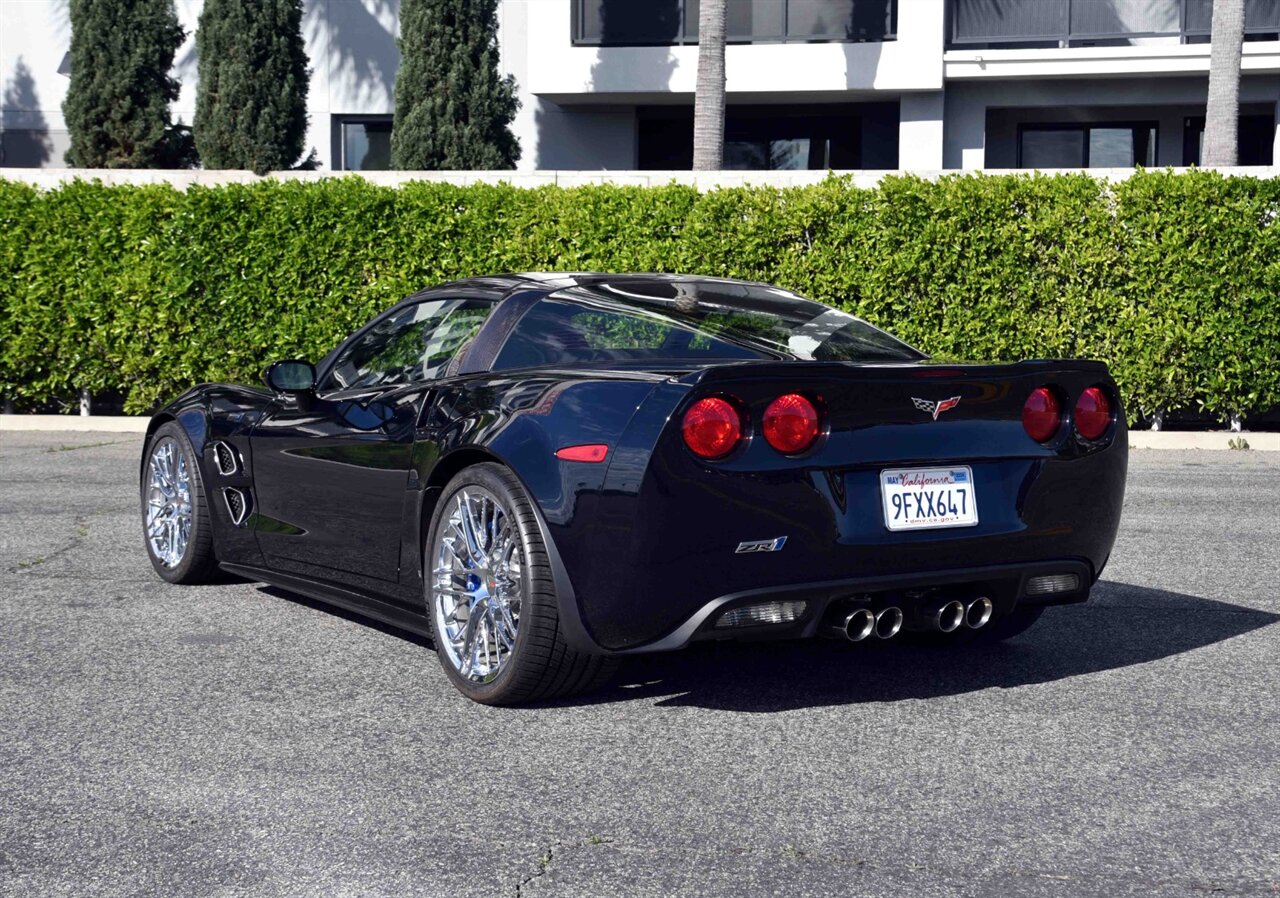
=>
[141,273,1126,704]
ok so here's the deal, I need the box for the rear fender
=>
[407,376,664,653]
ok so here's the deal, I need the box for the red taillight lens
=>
[1074,387,1112,440]
[762,393,820,455]
[1022,387,1062,442]
[682,397,744,459]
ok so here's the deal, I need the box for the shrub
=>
[0,170,1275,420]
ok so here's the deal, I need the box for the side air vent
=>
[212,441,239,476]
[222,487,251,526]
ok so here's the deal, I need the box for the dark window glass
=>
[492,281,922,371]
[1183,114,1275,165]
[324,299,494,390]
[578,0,683,43]
[1186,0,1280,34]
[787,0,893,40]
[724,138,827,169]
[1020,129,1085,167]
[956,0,1280,46]
[1088,127,1156,167]
[1019,123,1157,168]
[341,119,392,171]
[1069,0,1179,37]
[637,103,879,170]
[578,0,893,44]
[952,0,1067,42]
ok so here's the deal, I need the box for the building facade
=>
[3,0,1280,172]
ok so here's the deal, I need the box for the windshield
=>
[491,279,923,370]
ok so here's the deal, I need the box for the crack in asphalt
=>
[513,839,562,897]
[8,515,90,573]
[0,438,136,457]
[513,837,615,897]
[45,439,135,453]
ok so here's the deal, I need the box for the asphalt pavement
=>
[1,432,1277,897]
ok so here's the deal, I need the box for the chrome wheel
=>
[431,487,523,684]
[145,438,193,569]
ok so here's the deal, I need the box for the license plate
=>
[880,466,979,531]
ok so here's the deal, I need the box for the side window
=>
[322,299,494,391]
[492,299,760,370]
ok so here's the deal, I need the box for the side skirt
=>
[220,562,432,640]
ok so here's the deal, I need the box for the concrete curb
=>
[1128,431,1278,451]
[1,415,150,433]
[2,414,1276,450]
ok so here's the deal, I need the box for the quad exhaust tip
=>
[874,607,903,640]
[936,599,966,633]
[841,608,876,642]
[965,596,994,629]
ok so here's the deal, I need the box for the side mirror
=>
[263,360,316,394]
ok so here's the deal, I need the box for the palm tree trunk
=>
[692,0,727,171]
[1203,0,1246,166]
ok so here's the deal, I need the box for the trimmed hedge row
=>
[2,170,1277,418]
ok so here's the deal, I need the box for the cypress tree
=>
[63,0,192,168]
[391,0,520,170]
[194,0,311,175]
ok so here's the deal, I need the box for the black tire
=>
[424,463,617,706]
[140,421,218,584]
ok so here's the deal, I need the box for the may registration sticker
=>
[880,466,979,532]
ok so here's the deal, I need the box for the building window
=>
[637,103,896,170]
[573,0,896,46]
[339,117,393,171]
[949,0,1280,48]
[1018,123,1156,168]
[1183,115,1276,166]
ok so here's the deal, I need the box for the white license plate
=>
[880,466,979,532]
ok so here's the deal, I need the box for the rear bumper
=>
[616,558,1092,654]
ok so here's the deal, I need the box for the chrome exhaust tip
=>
[842,608,876,642]
[965,596,994,629]
[874,606,903,640]
[937,600,966,633]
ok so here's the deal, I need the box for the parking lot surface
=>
[2,431,1278,897]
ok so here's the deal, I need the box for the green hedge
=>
[2,170,1277,418]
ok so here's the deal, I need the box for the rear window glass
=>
[491,281,922,370]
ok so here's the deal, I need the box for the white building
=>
[3,0,1280,172]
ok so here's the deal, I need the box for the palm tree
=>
[692,0,727,170]
[1203,0,1246,166]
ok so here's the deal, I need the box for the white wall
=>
[0,0,73,166]
[0,0,401,171]
[8,0,1280,175]
[517,0,945,100]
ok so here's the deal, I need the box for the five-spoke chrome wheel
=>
[145,438,192,569]
[431,486,523,684]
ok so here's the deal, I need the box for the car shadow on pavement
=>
[258,580,1277,713]
[586,581,1280,712]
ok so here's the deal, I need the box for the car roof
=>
[395,273,789,307]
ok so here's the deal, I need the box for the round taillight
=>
[1075,387,1112,440]
[682,397,743,459]
[762,393,820,455]
[1022,387,1062,443]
